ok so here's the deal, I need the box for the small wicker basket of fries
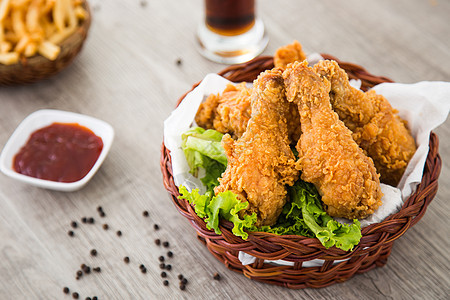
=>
[0,0,90,85]
[161,42,442,289]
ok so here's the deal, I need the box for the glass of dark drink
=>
[197,0,269,64]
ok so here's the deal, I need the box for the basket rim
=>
[160,55,442,261]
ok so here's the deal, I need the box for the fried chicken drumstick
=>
[313,60,416,186]
[283,61,383,219]
[215,69,298,226]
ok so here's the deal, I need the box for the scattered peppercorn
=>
[143,211,149,217]
[76,270,83,277]
[86,297,91,300]
[90,249,97,256]
[93,267,101,272]
[178,274,184,280]
[163,280,169,286]
[139,264,145,270]
[124,256,130,263]
[72,292,79,299]
[92,297,98,300]
[81,217,87,223]
[176,58,182,66]
[141,267,147,274]
[71,221,78,228]
[165,264,172,271]
[88,217,95,224]
[162,241,169,248]
[181,278,188,285]
[159,263,165,269]
[102,224,109,230]
[158,256,165,262]
[213,273,221,281]
[97,206,102,212]
[116,230,122,236]
[68,230,75,237]
[153,224,159,230]
[167,251,173,258]
[99,211,106,217]
[161,271,167,278]
[83,266,91,274]
[180,283,186,290]
[63,287,70,294]
[154,239,161,246]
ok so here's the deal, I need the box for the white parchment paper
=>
[163,55,450,265]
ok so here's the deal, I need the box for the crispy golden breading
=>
[195,82,301,142]
[313,60,416,186]
[195,83,252,138]
[274,40,307,69]
[283,61,383,219]
[215,69,299,226]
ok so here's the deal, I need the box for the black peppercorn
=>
[68,230,74,237]
[161,271,167,278]
[213,273,221,280]
[90,249,97,256]
[116,230,122,236]
[165,264,172,271]
[72,292,79,299]
[163,280,169,286]
[153,224,159,230]
[143,211,149,217]
[154,239,161,246]
[124,256,130,263]
[71,221,77,228]
[63,287,70,294]
[162,241,169,248]
[167,251,173,258]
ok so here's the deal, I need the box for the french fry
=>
[48,24,75,44]
[14,34,29,53]
[0,52,19,65]
[26,0,43,32]
[52,0,64,31]
[38,40,59,60]
[24,41,37,56]
[74,5,86,20]
[0,41,12,53]
[0,0,11,21]
[11,8,26,37]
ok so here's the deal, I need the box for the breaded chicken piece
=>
[215,69,298,227]
[283,61,383,219]
[195,82,252,139]
[313,60,416,186]
[274,40,307,70]
[195,82,301,142]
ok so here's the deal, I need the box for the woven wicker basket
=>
[0,1,91,86]
[160,55,442,289]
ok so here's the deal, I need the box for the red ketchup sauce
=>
[13,123,103,183]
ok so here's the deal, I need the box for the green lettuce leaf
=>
[180,127,227,192]
[178,186,256,239]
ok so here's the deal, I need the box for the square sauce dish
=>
[0,109,114,191]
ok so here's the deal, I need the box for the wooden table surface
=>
[1,0,449,299]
